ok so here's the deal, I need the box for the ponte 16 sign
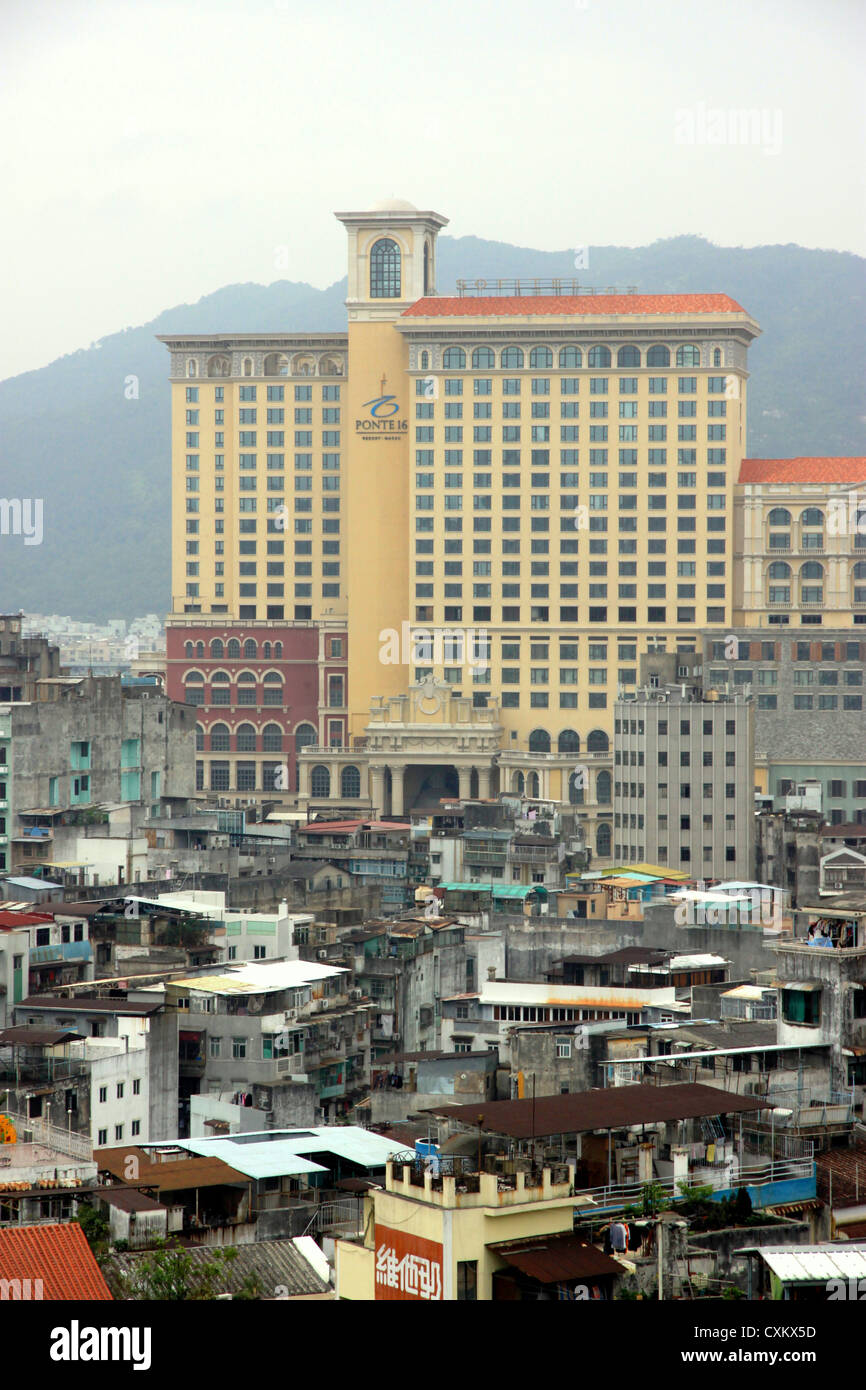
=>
[355,375,408,440]
[374,1224,443,1301]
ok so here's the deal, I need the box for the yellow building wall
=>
[337,1184,580,1300]
[450,1201,578,1300]
[170,366,348,622]
[335,1238,376,1301]
[345,321,411,740]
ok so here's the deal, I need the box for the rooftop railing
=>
[455,279,640,298]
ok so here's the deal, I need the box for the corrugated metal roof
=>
[20,995,163,1015]
[421,1082,769,1139]
[95,1147,257,1188]
[104,1236,330,1299]
[99,1188,166,1214]
[3,876,62,889]
[490,1234,623,1283]
[0,1027,80,1046]
[168,960,347,995]
[175,1127,414,1175]
[755,1245,866,1282]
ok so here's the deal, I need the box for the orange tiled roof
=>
[739,458,866,484]
[0,1222,112,1300]
[402,293,745,318]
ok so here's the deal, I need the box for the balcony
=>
[464,848,508,866]
[29,941,92,966]
[509,842,562,865]
[574,1158,816,1215]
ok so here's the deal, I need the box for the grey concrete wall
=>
[255,1204,317,1240]
[510,1029,596,1097]
[691,1220,811,1289]
[641,901,777,978]
[147,1008,179,1141]
[9,677,195,816]
[503,916,642,981]
[692,981,752,1020]
[774,941,866,1090]
[265,1082,318,1129]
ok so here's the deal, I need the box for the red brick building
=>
[166,620,347,801]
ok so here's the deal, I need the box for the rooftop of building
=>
[104,1235,331,1299]
[402,292,747,319]
[739,457,866,484]
[0,1222,112,1300]
[421,1082,770,1139]
[139,1127,415,1178]
[163,959,347,996]
[740,1245,866,1283]
[444,980,675,1007]
[18,994,164,1015]
[95,1146,257,1187]
[298,819,410,835]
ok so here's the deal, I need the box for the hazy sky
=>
[1,0,863,381]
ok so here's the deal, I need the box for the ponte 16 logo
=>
[355,375,408,439]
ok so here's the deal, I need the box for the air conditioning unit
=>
[349,988,362,1001]
[317,949,328,960]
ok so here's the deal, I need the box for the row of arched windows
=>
[196,722,285,752]
[767,560,866,602]
[195,720,316,749]
[184,670,284,684]
[528,728,609,754]
[768,508,827,528]
[427,344,717,371]
[509,766,611,802]
[186,354,343,379]
[184,639,283,659]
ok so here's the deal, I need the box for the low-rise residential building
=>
[336,1158,600,1302]
[771,899,866,1096]
[0,673,196,882]
[161,959,372,1128]
[293,819,412,911]
[11,991,178,1142]
[423,1082,813,1215]
[440,980,681,1063]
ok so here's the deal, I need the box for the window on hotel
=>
[370,238,401,298]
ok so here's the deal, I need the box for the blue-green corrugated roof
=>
[439,882,548,899]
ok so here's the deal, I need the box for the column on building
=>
[477,766,492,799]
[458,766,472,800]
[390,765,405,817]
[369,765,385,816]
[297,759,311,797]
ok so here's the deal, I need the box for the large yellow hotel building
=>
[160,199,863,843]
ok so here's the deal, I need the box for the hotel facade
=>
[160,200,865,855]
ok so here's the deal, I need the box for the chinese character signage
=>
[374,1224,443,1301]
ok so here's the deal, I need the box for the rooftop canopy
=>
[420,1082,769,1140]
